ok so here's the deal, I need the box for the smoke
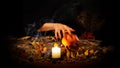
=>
[24,22,36,36]
[24,17,55,39]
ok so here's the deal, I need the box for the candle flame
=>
[54,42,59,47]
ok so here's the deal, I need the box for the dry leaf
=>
[84,50,89,56]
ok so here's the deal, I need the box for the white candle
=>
[52,46,61,58]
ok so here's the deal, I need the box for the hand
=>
[39,23,76,39]
[53,23,75,39]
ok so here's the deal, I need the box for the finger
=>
[66,28,75,35]
[69,27,75,32]
[74,35,80,41]
[66,29,71,35]
[58,30,61,39]
[55,29,58,39]
[62,29,65,38]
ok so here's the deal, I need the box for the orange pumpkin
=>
[62,33,79,48]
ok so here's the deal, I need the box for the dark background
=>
[5,0,118,50]
[3,0,117,45]
[2,0,115,37]
[1,0,119,68]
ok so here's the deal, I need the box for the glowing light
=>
[52,44,61,58]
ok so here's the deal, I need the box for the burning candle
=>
[52,43,61,58]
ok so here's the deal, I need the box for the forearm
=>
[38,23,55,32]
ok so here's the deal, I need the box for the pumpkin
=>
[62,33,80,48]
